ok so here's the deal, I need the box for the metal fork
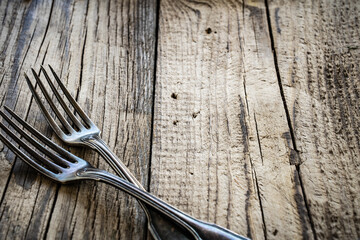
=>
[23,66,248,239]
[25,65,165,238]
[0,107,248,240]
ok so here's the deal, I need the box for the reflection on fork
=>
[25,66,184,239]
[24,66,136,182]
[0,107,248,240]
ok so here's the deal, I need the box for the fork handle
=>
[85,137,176,239]
[84,137,144,188]
[78,168,249,240]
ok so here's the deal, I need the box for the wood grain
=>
[0,0,359,239]
[0,0,156,239]
[150,0,312,239]
[268,0,360,239]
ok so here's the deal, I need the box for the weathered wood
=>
[0,1,59,239]
[268,0,360,239]
[1,0,359,239]
[0,0,156,239]
[150,0,313,239]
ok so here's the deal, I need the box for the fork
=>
[0,107,248,240]
[24,66,247,239]
[25,65,164,238]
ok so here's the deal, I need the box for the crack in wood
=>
[264,0,318,239]
[76,26,87,103]
[253,112,264,166]
[35,0,54,65]
[264,0,298,154]
[252,166,267,240]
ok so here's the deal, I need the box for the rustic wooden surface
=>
[0,0,358,239]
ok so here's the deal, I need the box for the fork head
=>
[0,107,92,183]
[24,65,100,146]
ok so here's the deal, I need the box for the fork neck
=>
[77,168,249,240]
[82,135,144,190]
[77,167,201,239]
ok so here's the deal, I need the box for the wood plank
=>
[0,1,58,239]
[150,0,313,239]
[268,0,360,239]
[0,0,156,239]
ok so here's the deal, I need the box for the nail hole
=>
[205,28,212,34]
[173,120,179,126]
[171,93,178,99]
[273,229,278,236]
[192,111,200,119]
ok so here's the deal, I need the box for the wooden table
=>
[0,0,359,239]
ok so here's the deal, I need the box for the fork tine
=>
[0,122,62,175]
[3,106,78,164]
[48,65,94,127]
[30,68,75,134]
[24,73,66,138]
[0,110,70,168]
[40,66,83,130]
[0,133,59,180]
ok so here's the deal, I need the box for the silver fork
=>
[24,66,248,239]
[24,66,137,184]
[25,66,165,238]
[0,107,248,240]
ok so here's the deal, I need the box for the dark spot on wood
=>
[194,9,200,18]
[282,131,291,145]
[348,45,358,50]
[173,120,179,126]
[273,229,278,236]
[290,149,300,165]
[171,93,178,99]
[205,28,212,34]
[245,4,263,18]
[282,132,300,165]
[192,111,200,118]
[275,8,281,34]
